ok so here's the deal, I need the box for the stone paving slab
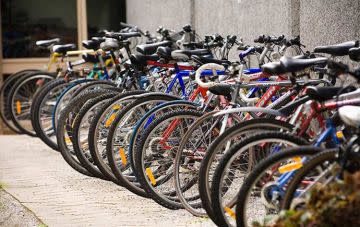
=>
[0,135,215,227]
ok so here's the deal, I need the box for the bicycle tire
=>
[31,78,68,150]
[198,118,294,223]
[281,148,339,210]
[134,109,203,209]
[211,131,308,227]
[6,71,55,136]
[88,90,150,183]
[235,146,322,227]
[57,89,116,176]
[72,92,120,178]
[0,69,40,133]
[107,93,182,197]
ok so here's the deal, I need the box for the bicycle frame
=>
[156,73,288,149]
[269,98,360,197]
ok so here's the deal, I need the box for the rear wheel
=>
[0,69,40,133]
[31,78,68,150]
[52,80,115,131]
[72,92,119,178]
[107,94,181,197]
[88,91,149,183]
[174,111,242,217]
[7,72,55,136]
[134,109,203,209]
[57,89,116,176]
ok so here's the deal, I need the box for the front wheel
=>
[281,148,340,210]
[235,146,322,227]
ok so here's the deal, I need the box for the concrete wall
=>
[126,0,192,33]
[126,0,359,51]
[193,0,298,44]
[299,0,360,49]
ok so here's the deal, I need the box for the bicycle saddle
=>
[120,22,135,29]
[306,86,356,102]
[52,44,76,55]
[156,46,172,60]
[171,49,211,61]
[36,38,61,48]
[262,54,309,74]
[314,41,359,56]
[280,56,327,73]
[130,53,159,67]
[118,32,141,40]
[339,106,360,128]
[279,86,356,116]
[82,40,101,50]
[100,38,119,51]
[191,55,230,67]
[82,53,111,64]
[92,37,106,43]
[261,62,286,75]
[136,41,173,55]
[349,47,360,62]
[208,84,232,96]
[82,53,98,63]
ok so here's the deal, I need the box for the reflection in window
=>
[1,0,77,58]
[87,0,126,38]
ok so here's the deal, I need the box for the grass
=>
[0,182,6,189]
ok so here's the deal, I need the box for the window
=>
[86,0,126,38]
[1,0,77,58]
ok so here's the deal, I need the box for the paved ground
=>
[0,188,45,227]
[0,135,214,227]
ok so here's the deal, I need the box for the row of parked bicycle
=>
[1,22,360,226]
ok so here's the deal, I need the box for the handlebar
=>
[254,34,285,44]
[327,59,360,82]
[283,35,306,48]
[203,34,224,48]
[195,63,225,88]
[182,24,192,33]
[183,42,204,48]
[105,31,141,40]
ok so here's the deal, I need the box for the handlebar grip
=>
[195,63,225,88]
[182,24,192,33]
[254,34,265,43]
[239,46,255,60]
[237,46,248,51]
[183,42,203,48]
[277,35,285,41]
